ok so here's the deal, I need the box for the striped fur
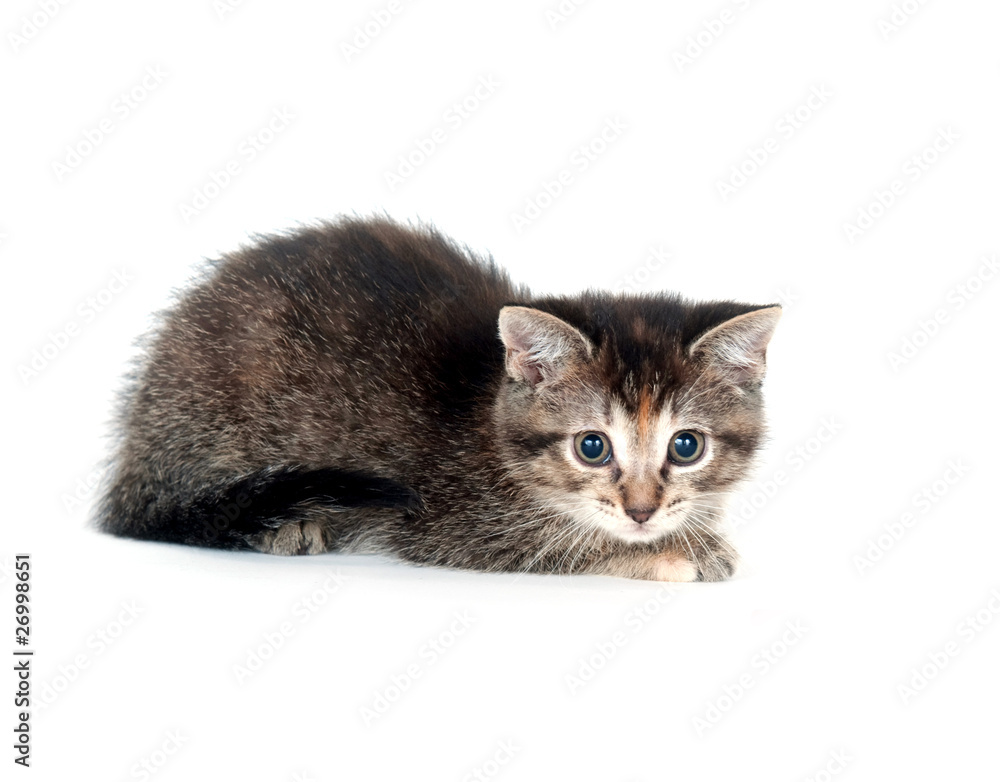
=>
[97,217,780,581]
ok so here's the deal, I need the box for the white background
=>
[4,0,1000,779]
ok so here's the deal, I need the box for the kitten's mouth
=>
[614,500,687,542]
[623,522,660,540]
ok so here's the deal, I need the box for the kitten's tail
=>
[97,465,419,550]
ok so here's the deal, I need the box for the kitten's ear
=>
[498,306,593,388]
[688,306,781,386]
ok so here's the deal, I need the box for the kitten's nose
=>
[626,507,656,524]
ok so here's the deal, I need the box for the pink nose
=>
[626,507,656,524]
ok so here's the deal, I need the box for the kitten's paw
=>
[249,521,327,556]
[694,552,737,582]
[656,533,739,582]
[650,554,699,582]
[690,537,739,582]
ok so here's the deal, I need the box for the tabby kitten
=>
[98,217,780,582]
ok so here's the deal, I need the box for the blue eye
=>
[669,431,705,464]
[574,431,612,465]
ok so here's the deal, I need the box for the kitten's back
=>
[99,218,521,546]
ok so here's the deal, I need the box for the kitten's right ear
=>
[688,305,782,386]
[498,306,593,388]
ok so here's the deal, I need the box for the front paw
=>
[654,533,739,582]
[650,553,699,582]
[691,533,739,582]
[693,550,737,582]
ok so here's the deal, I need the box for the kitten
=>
[98,217,780,582]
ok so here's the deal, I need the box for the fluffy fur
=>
[98,217,781,581]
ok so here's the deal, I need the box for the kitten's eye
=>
[574,431,613,465]
[668,430,705,464]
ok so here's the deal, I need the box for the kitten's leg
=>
[648,550,701,582]
[590,529,738,581]
[649,528,739,582]
[247,519,328,556]
[246,505,406,556]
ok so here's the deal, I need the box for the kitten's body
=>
[99,217,780,581]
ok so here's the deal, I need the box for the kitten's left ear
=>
[688,306,782,386]
[498,306,594,388]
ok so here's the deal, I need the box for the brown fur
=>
[97,216,780,581]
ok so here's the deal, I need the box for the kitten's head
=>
[493,294,781,545]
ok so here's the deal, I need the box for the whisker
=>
[554,509,604,575]
[517,508,596,576]
[682,511,741,560]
